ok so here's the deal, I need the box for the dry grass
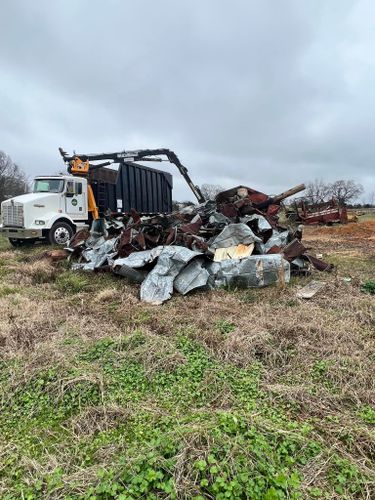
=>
[0,232,374,497]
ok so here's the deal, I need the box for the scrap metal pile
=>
[67,184,333,305]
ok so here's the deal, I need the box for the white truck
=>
[0,147,204,247]
[0,175,90,246]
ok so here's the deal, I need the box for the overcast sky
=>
[1,0,374,201]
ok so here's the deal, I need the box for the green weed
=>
[0,285,19,297]
[1,257,373,499]
[215,319,236,334]
[361,280,375,294]
[328,456,366,496]
[55,271,90,294]
[358,405,375,425]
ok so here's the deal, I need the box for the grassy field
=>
[0,224,374,499]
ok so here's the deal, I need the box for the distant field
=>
[0,224,374,498]
[348,208,375,222]
[359,212,375,222]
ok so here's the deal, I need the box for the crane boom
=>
[59,147,205,204]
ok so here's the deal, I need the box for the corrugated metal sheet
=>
[90,162,173,214]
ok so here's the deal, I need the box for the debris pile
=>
[67,184,333,304]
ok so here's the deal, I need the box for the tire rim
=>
[54,227,70,245]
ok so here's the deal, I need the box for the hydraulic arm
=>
[59,147,205,205]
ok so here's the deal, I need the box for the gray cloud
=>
[0,0,374,201]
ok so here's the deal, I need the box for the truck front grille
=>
[2,202,24,227]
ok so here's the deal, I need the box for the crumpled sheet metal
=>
[113,246,164,269]
[206,254,290,289]
[112,247,164,283]
[72,237,118,271]
[113,264,147,283]
[240,214,272,232]
[115,247,290,301]
[291,257,309,271]
[257,230,289,254]
[209,223,261,252]
[140,246,203,305]
[174,258,209,295]
[67,181,333,304]
[209,212,231,227]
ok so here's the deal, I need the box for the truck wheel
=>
[48,222,74,246]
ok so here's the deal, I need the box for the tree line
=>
[304,179,368,206]
[0,150,29,204]
[1,148,373,208]
[174,179,373,209]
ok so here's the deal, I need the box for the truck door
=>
[65,180,85,218]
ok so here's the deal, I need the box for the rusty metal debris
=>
[292,198,348,225]
[40,249,69,262]
[67,183,333,304]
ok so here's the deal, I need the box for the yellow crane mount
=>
[58,148,112,220]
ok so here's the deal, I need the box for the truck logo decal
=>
[71,199,78,206]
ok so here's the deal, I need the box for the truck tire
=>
[48,222,74,246]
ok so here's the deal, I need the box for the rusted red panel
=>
[180,217,203,234]
[69,228,91,248]
[134,232,146,249]
[305,254,334,272]
[218,203,238,218]
[266,204,280,217]
[216,185,269,206]
[145,232,161,244]
[266,245,282,254]
[117,228,133,257]
[130,208,141,225]
[282,239,307,261]
[248,192,269,204]
[165,227,176,245]
[298,199,348,225]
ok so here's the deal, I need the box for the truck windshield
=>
[33,179,64,193]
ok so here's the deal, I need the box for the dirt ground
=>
[0,222,374,498]
[303,221,375,262]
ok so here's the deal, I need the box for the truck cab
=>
[1,146,186,247]
[0,175,89,246]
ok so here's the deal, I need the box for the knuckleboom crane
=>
[59,147,205,219]
[58,149,111,220]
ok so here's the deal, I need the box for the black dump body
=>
[90,162,173,214]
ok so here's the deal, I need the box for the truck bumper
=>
[0,227,43,239]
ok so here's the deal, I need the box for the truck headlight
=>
[35,220,45,225]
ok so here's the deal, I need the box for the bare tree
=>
[172,199,195,211]
[304,179,330,204]
[328,179,364,206]
[200,183,223,201]
[0,151,29,204]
